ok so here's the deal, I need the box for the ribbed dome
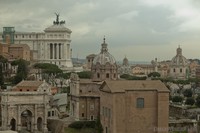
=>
[93,38,116,65]
[123,56,129,66]
[171,47,188,66]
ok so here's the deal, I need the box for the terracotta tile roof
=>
[101,80,169,93]
[16,80,43,87]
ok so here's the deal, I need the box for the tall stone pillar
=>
[43,95,48,133]
[52,44,55,60]
[67,44,70,59]
[63,44,66,60]
[17,105,21,131]
[47,43,50,59]
[57,43,59,60]
[54,44,57,59]
[33,104,38,132]
[7,104,9,130]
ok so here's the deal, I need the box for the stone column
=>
[44,43,47,60]
[47,43,50,59]
[67,44,70,59]
[7,104,9,130]
[33,104,37,132]
[52,44,55,59]
[1,104,6,130]
[17,105,21,131]
[59,43,61,59]
[54,43,57,59]
[62,44,65,59]
[63,44,67,60]
[43,95,48,132]
[57,43,59,60]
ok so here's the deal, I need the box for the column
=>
[52,44,55,59]
[43,95,48,132]
[44,43,47,60]
[7,104,9,130]
[59,43,61,59]
[67,44,70,59]
[64,44,67,60]
[54,44,57,59]
[50,43,52,59]
[57,43,59,60]
[34,104,37,132]
[17,105,21,131]
[62,44,65,59]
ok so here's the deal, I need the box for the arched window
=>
[137,98,144,108]
[106,73,109,78]
[180,68,182,73]
[97,73,100,78]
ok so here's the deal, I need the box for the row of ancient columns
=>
[49,43,62,59]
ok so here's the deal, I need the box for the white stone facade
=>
[0,16,73,69]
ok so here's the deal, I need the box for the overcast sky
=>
[0,0,200,62]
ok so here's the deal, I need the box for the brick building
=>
[100,80,169,133]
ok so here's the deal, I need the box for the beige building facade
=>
[0,92,49,133]
[69,73,101,121]
[100,80,169,133]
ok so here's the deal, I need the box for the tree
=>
[0,64,3,86]
[95,116,103,133]
[77,71,92,79]
[185,97,195,106]
[196,95,200,107]
[183,89,193,97]
[148,72,160,78]
[0,55,8,88]
[120,74,147,80]
[34,63,62,74]
[172,96,183,103]
[12,59,29,84]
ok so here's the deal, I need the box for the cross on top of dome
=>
[101,36,108,53]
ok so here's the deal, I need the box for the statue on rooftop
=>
[53,13,65,25]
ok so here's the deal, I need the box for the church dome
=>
[122,56,129,66]
[93,38,116,65]
[171,47,188,66]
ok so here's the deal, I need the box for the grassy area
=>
[64,127,98,133]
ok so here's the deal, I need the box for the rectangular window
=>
[90,115,94,120]
[48,111,51,117]
[106,73,109,78]
[180,68,182,73]
[137,98,144,108]
[173,68,176,72]
[82,113,84,117]
[90,104,94,110]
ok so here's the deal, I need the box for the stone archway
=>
[10,118,16,131]
[0,91,49,132]
[37,117,42,131]
[21,110,32,132]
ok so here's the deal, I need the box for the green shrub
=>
[68,121,96,129]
